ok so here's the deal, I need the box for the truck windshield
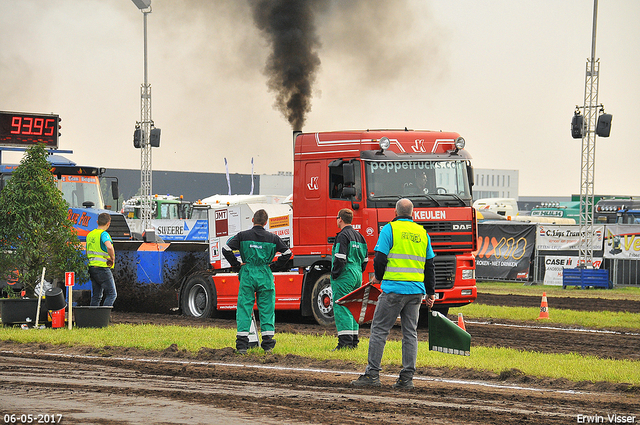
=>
[58,175,104,209]
[191,207,208,220]
[159,202,179,219]
[365,160,471,199]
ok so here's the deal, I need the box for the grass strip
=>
[1,324,638,385]
[477,281,640,301]
[452,303,640,329]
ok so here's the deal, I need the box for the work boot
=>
[351,335,360,349]
[350,374,381,387]
[331,334,353,351]
[236,335,250,353]
[261,335,276,352]
[392,376,414,389]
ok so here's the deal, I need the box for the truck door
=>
[297,161,326,246]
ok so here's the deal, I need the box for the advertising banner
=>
[536,225,604,251]
[542,256,602,285]
[476,224,535,280]
[152,219,208,241]
[603,224,640,259]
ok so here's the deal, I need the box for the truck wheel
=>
[311,273,334,326]
[181,273,217,318]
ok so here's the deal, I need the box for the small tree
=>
[0,144,88,297]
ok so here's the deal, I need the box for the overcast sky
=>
[1,0,638,197]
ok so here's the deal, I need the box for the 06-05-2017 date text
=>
[3,414,62,424]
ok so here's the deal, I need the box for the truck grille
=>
[434,255,456,289]
[421,220,474,252]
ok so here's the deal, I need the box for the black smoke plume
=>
[249,0,325,131]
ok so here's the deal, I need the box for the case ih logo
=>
[307,176,319,190]
[411,139,426,152]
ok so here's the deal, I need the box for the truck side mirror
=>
[111,181,119,200]
[343,163,355,186]
[341,187,360,210]
[342,187,356,198]
[467,164,474,187]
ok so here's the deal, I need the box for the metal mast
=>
[577,0,599,268]
[133,1,153,230]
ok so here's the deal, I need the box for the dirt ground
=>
[1,292,639,424]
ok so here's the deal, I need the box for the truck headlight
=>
[461,269,475,280]
[461,289,473,296]
[455,137,465,150]
[379,137,390,151]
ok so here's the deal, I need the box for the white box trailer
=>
[205,202,293,269]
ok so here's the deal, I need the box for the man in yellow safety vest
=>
[351,198,436,389]
[86,212,117,306]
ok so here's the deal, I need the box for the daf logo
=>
[453,224,472,231]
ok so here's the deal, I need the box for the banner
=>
[476,223,535,280]
[542,255,602,285]
[536,225,604,251]
[603,224,640,259]
[126,219,209,241]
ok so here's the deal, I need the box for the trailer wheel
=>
[311,273,334,326]
[181,274,217,318]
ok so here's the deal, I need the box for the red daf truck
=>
[180,129,477,325]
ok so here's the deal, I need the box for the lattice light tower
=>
[132,0,154,230]
[573,0,612,268]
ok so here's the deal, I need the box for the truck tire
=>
[181,273,217,318]
[310,273,334,326]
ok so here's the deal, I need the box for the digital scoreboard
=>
[0,111,60,148]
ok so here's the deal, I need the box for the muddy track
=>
[0,345,638,425]
[1,292,639,424]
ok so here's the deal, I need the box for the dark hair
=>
[253,209,269,226]
[97,212,111,226]
[337,208,353,224]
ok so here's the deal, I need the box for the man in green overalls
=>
[222,209,292,354]
[330,208,368,350]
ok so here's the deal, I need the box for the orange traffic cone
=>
[537,292,549,320]
[457,312,466,331]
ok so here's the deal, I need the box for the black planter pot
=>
[0,298,49,326]
[73,306,112,328]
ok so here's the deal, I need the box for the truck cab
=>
[292,130,477,319]
[1,156,128,241]
[596,199,640,224]
[122,194,190,220]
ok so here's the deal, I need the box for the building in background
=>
[473,168,519,200]
[259,171,293,196]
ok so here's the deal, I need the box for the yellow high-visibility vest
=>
[86,229,109,267]
[383,220,428,282]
